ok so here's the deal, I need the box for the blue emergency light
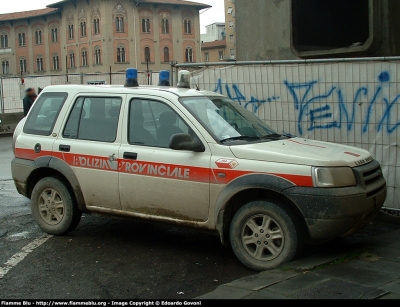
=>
[125,68,139,87]
[158,70,170,86]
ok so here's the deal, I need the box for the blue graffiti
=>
[284,72,400,135]
[214,79,279,113]
[213,72,399,135]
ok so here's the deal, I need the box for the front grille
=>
[353,160,386,198]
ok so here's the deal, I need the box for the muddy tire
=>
[230,200,304,271]
[31,177,81,235]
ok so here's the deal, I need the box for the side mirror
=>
[169,134,205,152]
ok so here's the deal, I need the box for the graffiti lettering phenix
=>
[213,72,400,136]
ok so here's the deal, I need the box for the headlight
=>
[312,167,356,188]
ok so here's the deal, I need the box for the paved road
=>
[0,135,253,299]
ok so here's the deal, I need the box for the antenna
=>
[193,75,200,91]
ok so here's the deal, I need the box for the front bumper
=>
[284,160,387,241]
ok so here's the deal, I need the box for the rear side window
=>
[23,92,68,136]
[63,96,122,143]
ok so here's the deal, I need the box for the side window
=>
[24,92,68,136]
[129,99,190,148]
[63,96,122,143]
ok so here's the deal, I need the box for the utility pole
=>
[66,56,69,83]
[146,57,150,85]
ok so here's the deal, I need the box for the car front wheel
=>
[230,200,304,271]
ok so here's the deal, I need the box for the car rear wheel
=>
[230,200,304,271]
[31,177,81,235]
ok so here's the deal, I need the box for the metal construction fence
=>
[0,71,160,114]
[176,57,400,210]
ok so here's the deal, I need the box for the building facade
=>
[224,0,236,60]
[200,22,225,43]
[0,0,209,76]
[201,39,226,62]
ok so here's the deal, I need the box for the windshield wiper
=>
[261,133,284,140]
[220,136,261,143]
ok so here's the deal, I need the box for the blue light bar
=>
[158,70,170,86]
[125,68,139,87]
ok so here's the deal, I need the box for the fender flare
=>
[47,157,88,212]
[27,156,87,213]
[34,156,52,168]
[214,173,297,245]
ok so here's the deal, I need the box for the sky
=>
[0,0,225,34]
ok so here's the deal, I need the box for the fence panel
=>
[187,61,400,210]
[1,77,23,113]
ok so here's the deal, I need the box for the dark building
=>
[235,0,400,60]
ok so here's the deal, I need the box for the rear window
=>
[23,92,68,136]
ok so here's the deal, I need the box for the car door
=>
[118,95,211,222]
[52,94,124,210]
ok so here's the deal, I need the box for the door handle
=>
[59,145,71,152]
[123,152,138,160]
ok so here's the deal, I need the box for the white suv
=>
[12,69,386,271]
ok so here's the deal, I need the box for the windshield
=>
[180,97,281,143]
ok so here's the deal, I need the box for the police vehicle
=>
[11,69,387,271]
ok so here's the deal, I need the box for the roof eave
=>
[136,1,211,10]
[47,0,67,8]
[0,9,59,23]
[202,45,226,50]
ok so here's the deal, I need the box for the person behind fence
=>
[23,88,37,116]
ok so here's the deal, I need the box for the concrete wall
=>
[236,0,400,61]
[0,113,23,134]
[190,60,400,209]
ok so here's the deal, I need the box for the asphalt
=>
[2,134,400,300]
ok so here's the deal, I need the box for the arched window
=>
[18,32,26,47]
[144,47,150,62]
[184,18,192,34]
[81,49,88,66]
[68,23,74,39]
[163,47,169,63]
[185,47,193,63]
[36,56,43,72]
[1,33,8,48]
[69,51,75,68]
[116,16,124,32]
[2,60,9,74]
[35,29,42,45]
[51,27,58,42]
[53,54,59,70]
[117,46,126,63]
[142,18,150,33]
[94,46,101,64]
[162,19,169,34]
[93,18,100,35]
[19,58,27,73]
[80,21,87,37]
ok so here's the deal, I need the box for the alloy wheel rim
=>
[38,188,65,226]
[241,214,285,261]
